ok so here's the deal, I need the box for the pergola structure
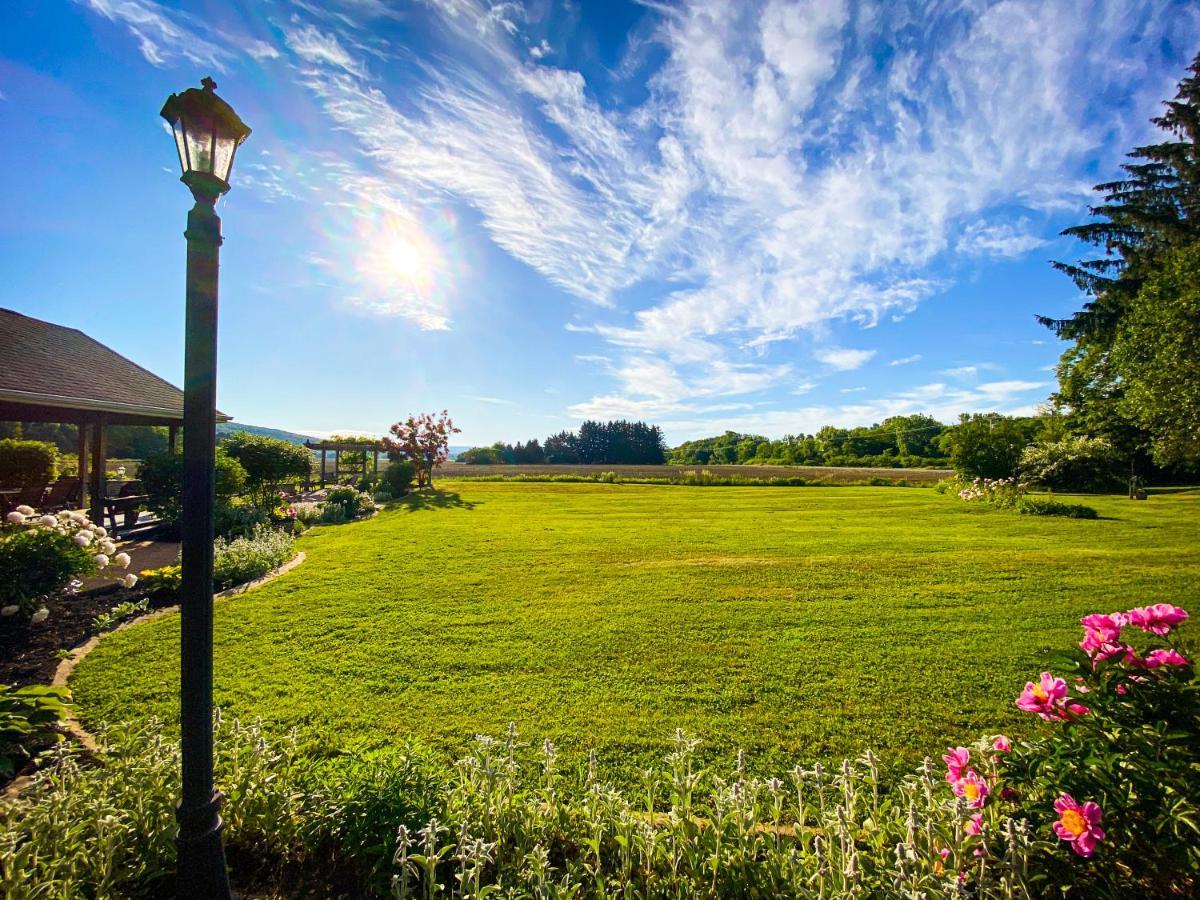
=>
[303,439,389,487]
[0,308,230,524]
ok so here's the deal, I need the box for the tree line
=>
[457,420,668,465]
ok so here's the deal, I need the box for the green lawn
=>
[71,484,1200,775]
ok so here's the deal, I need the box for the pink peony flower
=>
[1126,604,1189,636]
[952,770,991,809]
[992,735,1011,753]
[943,746,970,783]
[1016,672,1068,720]
[1136,648,1190,669]
[1053,794,1105,858]
[1080,612,1125,643]
[965,813,983,836]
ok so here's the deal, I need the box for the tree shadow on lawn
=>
[399,489,479,512]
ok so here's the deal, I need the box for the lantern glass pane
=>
[184,124,215,175]
[172,120,188,173]
[212,133,237,182]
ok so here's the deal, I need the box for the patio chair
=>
[104,481,148,532]
[12,481,49,511]
[42,478,81,512]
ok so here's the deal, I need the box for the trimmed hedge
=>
[0,440,56,488]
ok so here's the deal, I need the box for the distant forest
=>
[457,420,668,465]
[669,414,952,468]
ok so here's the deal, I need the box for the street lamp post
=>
[160,77,250,900]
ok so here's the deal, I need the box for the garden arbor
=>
[0,307,230,523]
[304,438,388,486]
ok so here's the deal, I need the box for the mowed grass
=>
[71,484,1200,775]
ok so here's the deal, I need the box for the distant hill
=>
[216,422,320,446]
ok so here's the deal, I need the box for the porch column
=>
[169,424,179,453]
[89,422,106,526]
[77,424,89,513]
[320,449,327,487]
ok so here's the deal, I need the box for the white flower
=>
[113,552,131,569]
[93,553,110,569]
[0,605,18,617]
[5,511,25,525]
[74,532,92,546]
[70,513,87,526]
[30,608,49,624]
[98,539,117,555]
[57,510,71,520]
[15,505,35,516]
[38,514,57,527]
[92,526,107,538]
[121,573,138,589]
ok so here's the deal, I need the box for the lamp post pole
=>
[162,76,249,900]
[177,189,231,899]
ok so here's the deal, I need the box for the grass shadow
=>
[398,489,479,512]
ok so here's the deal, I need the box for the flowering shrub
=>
[321,487,376,523]
[0,508,134,620]
[956,603,1197,897]
[944,475,1027,508]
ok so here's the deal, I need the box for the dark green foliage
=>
[382,459,416,496]
[1017,497,1099,519]
[1044,53,1200,343]
[1019,436,1124,492]
[1002,635,1199,897]
[940,413,1041,479]
[0,684,69,777]
[322,487,375,523]
[670,415,949,467]
[0,440,56,487]
[1110,242,1200,467]
[460,421,667,465]
[213,503,269,539]
[0,528,94,615]
[138,450,247,535]
[220,431,314,507]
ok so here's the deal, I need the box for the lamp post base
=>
[176,790,231,899]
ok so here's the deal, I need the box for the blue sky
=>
[2,1,1197,446]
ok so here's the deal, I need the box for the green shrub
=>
[0,525,94,617]
[0,440,56,489]
[138,450,246,534]
[212,525,294,590]
[1018,497,1099,518]
[373,490,393,504]
[213,501,268,539]
[323,487,375,522]
[1019,437,1124,493]
[291,501,323,525]
[940,413,1039,479]
[382,459,416,496]
[0,684,69,777]
[219,431,314,508]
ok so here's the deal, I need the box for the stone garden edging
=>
[48,551,307,754]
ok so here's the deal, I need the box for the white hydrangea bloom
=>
[30,608,49,624]
[0,605,18,617]
[113,552,131,569]
[99,539,117,555]
[38,514,57,527]
[5,511,25,525]
[122,573,138,589]
[93,526,107,538]
[74,532,92,546]
[15,505,35,516]
[93,553,110,569]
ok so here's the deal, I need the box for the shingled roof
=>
[0,308,229,424]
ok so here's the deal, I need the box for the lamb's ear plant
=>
[0,685,70,776]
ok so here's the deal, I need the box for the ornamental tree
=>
[385,411,460,489]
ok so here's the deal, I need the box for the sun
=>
[383,237,423,281]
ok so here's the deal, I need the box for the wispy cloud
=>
[78,0,232,69]
[816,348,876,371]
[888,354,923,367]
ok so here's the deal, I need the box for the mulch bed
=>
[0,584,156,689]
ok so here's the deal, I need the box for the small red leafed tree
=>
[386,411,460,489]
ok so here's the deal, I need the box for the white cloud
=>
[942,365,979,379]
[815,348,876,371]
[888,354,922,366]
[78,0,232,69]
[469,396,518,406]
[956,219,1048,259]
